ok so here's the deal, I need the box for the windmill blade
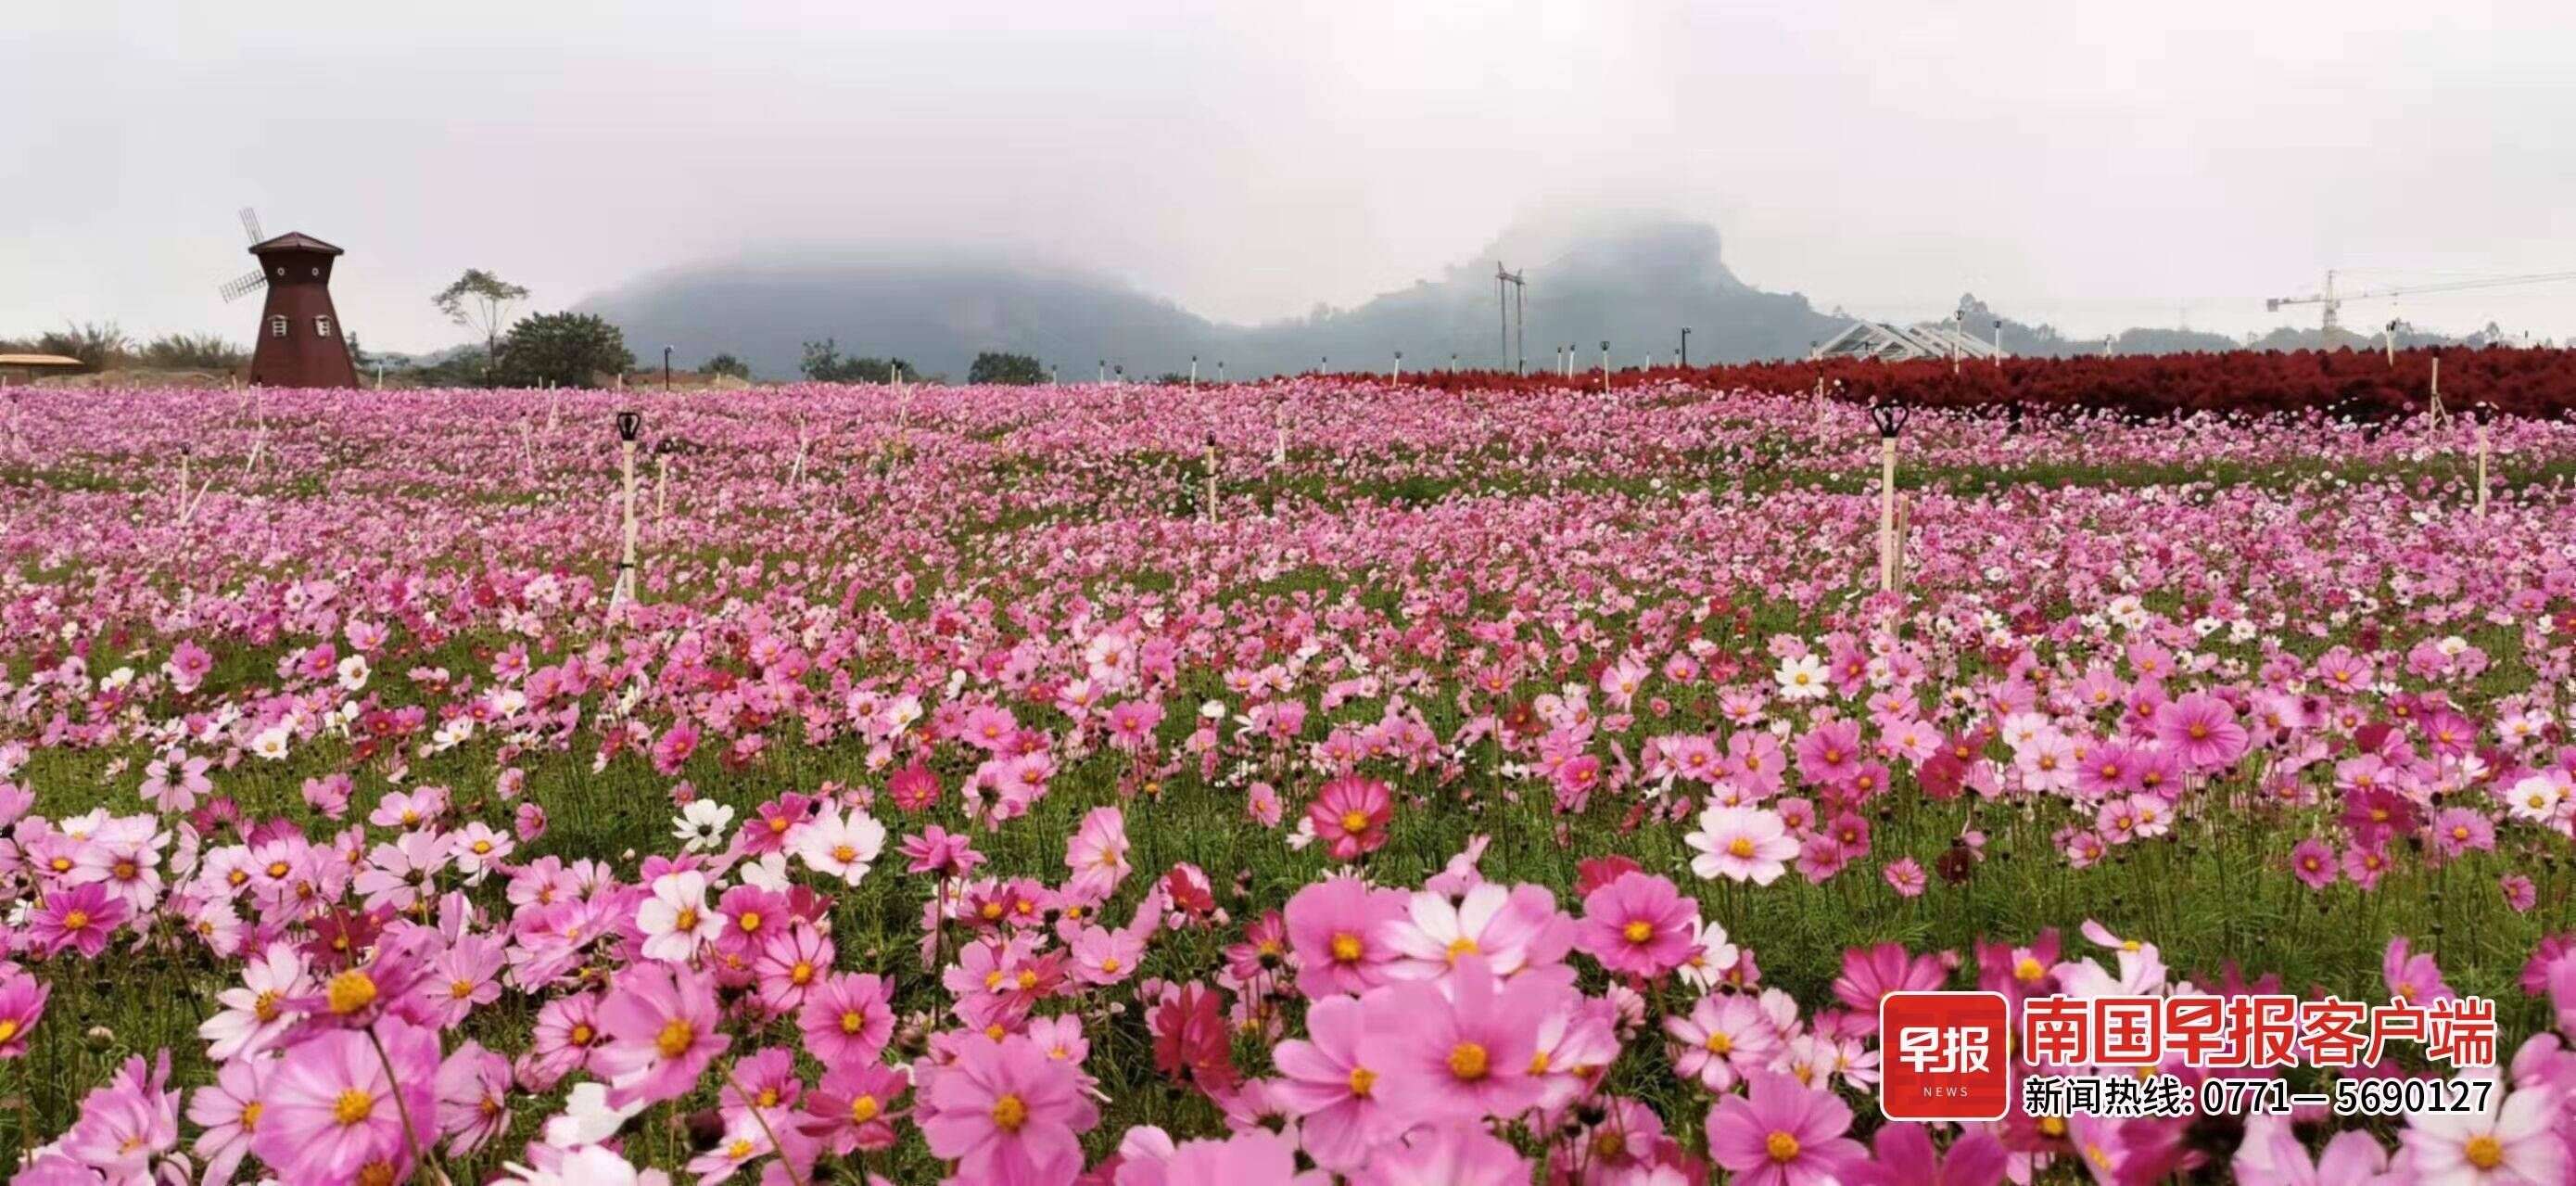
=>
[218,269,269,302]
[240,207,263,245]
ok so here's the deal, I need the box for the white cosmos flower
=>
[1685,805,1796,886]
[672,800,734,851]
[249,724,291,760]
[1774,655,1829,701]
[793,807,887,885]
[634,871,720,963]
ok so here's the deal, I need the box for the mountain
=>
[577,215,2508,381]
[579,214,1846,380]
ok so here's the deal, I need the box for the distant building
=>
[1811,320,2002,363]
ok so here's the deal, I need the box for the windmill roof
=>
[249,232,344,256]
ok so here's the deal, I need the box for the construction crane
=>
[2268,268,2576,334]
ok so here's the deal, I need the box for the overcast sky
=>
[6,0,2574,353]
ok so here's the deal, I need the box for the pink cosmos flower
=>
[919,1031,1099,1185]
[1384,882,1573,981]
[1283,877,1408,997]
[1852,1121,2009,1186]
[2290,838,2338,890]
[1664,990,1781,1091]
[1831,943,1950,1027]
[1308,775,1393,861]
[1883,857,1929,898]
[0,968,49,1059]
[802,1061,908,1155]
[187,1055,272,1186]
[799,971,895,1065]
[2383,936,2455,1003]
[1687,805,1797,885]
[252,1018,439,1186]
[1705,1071,1867,1186]
[1348,1122,1531,1186]
[2397,1079,2566,1184]
[1572,871,1699,977]
[435,1040,513,1156]
[594,963,732,1108]
[1119,1129,1328,1186]
[2232,1115,2396,1186]
[1366,955,1566,1122]
[56,1051,180,1183]
[2154,691,2248,771]
[1268,994,1403,1172]
[28,881,129,958]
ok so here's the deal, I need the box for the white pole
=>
[1599,341,1610,392]
[2429,357,2443,423]
[1202,435,1218,525]
[2475,421,2490,519]
[615,417,641,606]
[1392,351,1402,383]
[654,451,670,520]
[1878,437,1898,594]
[175,447,190,523]
[1190,356,1198,389]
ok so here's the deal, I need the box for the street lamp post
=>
[662,346,672,391]
[1680,326,1691,368]
[1599,340,1610,391]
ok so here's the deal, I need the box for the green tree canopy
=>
[967,351,1045,386]
[800,338,915,383]
[701,352,752,379]
[433,269,530,380]
[496,312,634,389]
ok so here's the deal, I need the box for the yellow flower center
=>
[1347,1066,1377,1097]
[655,1018,694,1058]
[61,910,91,930]
[2038,1116,2068,1138]
[569,1024,594,1046]
[841,1011,866,1035]
[738,912,762,933]
[833,845,857,862]
[2465,1135,2504,1170]
[674,908,700,932]
[325,970,378,1015]
[991,1093,1028,1133]
[0,1020,17,1043]
[1099,957,1122,973]
[333,1087,374,1126]
[239,1100,263,1131]
[450,979,474,999]
[1529,1051,1552,1074]
[1766,1131,1800,1163]
[1447,1041,1490,1080]
[2015,957,2045,983]
[358,1162,398,1186]
[1330,934,1364,962]
[1727,837,1756,859]
[1016,970,1037,990]
[791,961,815,985]
[1622,920,1656,943]
[1705,1032,1733,1054]
[1445,937,1479,963]
[851,1094,880,1123]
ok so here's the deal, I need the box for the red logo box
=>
[1879,990,2011,1122]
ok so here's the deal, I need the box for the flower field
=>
[3,374,2574,1185]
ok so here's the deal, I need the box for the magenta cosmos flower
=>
[1283,877,1408,997]
[1572,871,1700,977]
[2153,691,2248,771]
[1366,955,1568,1123]
[0,969,48,1059]
[1706,1071,1867,1186]
[251,1018,439,1186]
[593,963,732,1108]
[919,1031,1099,1185]
[1308,775,1393,861]
[1267,994,1404,1172]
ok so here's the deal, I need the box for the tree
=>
[433,270,530,381]
[495,312,633,389]
[139,333,247,371]
[799,338,914,383]
[701,352,752,379]
[967,351,1045,386]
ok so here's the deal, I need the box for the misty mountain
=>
[578,215,2509,382]
[581,216,1846,381]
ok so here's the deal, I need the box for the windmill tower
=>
[220,208,359,388]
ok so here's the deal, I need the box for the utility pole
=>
[1190,355,1199,389]
[1680,326,1691,368]
[1495,263,1527,373]
[1599,340,1611,391]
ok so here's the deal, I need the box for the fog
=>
[6,0,2573,353]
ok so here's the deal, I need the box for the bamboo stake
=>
[2428,357,2444,425]
[792,417,811,488]
[655,450,671,521]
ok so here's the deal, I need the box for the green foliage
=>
[967,351,1046,386]
[33,322,133,370]
[800,338,915,383]
[137,332,247,371]
[700,351,753,379]
[433,269,531,378]
[495,312,635,389]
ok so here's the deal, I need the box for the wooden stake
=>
[792,417,811,488]
[654,451,671,520]
[2428,357,2443,424]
